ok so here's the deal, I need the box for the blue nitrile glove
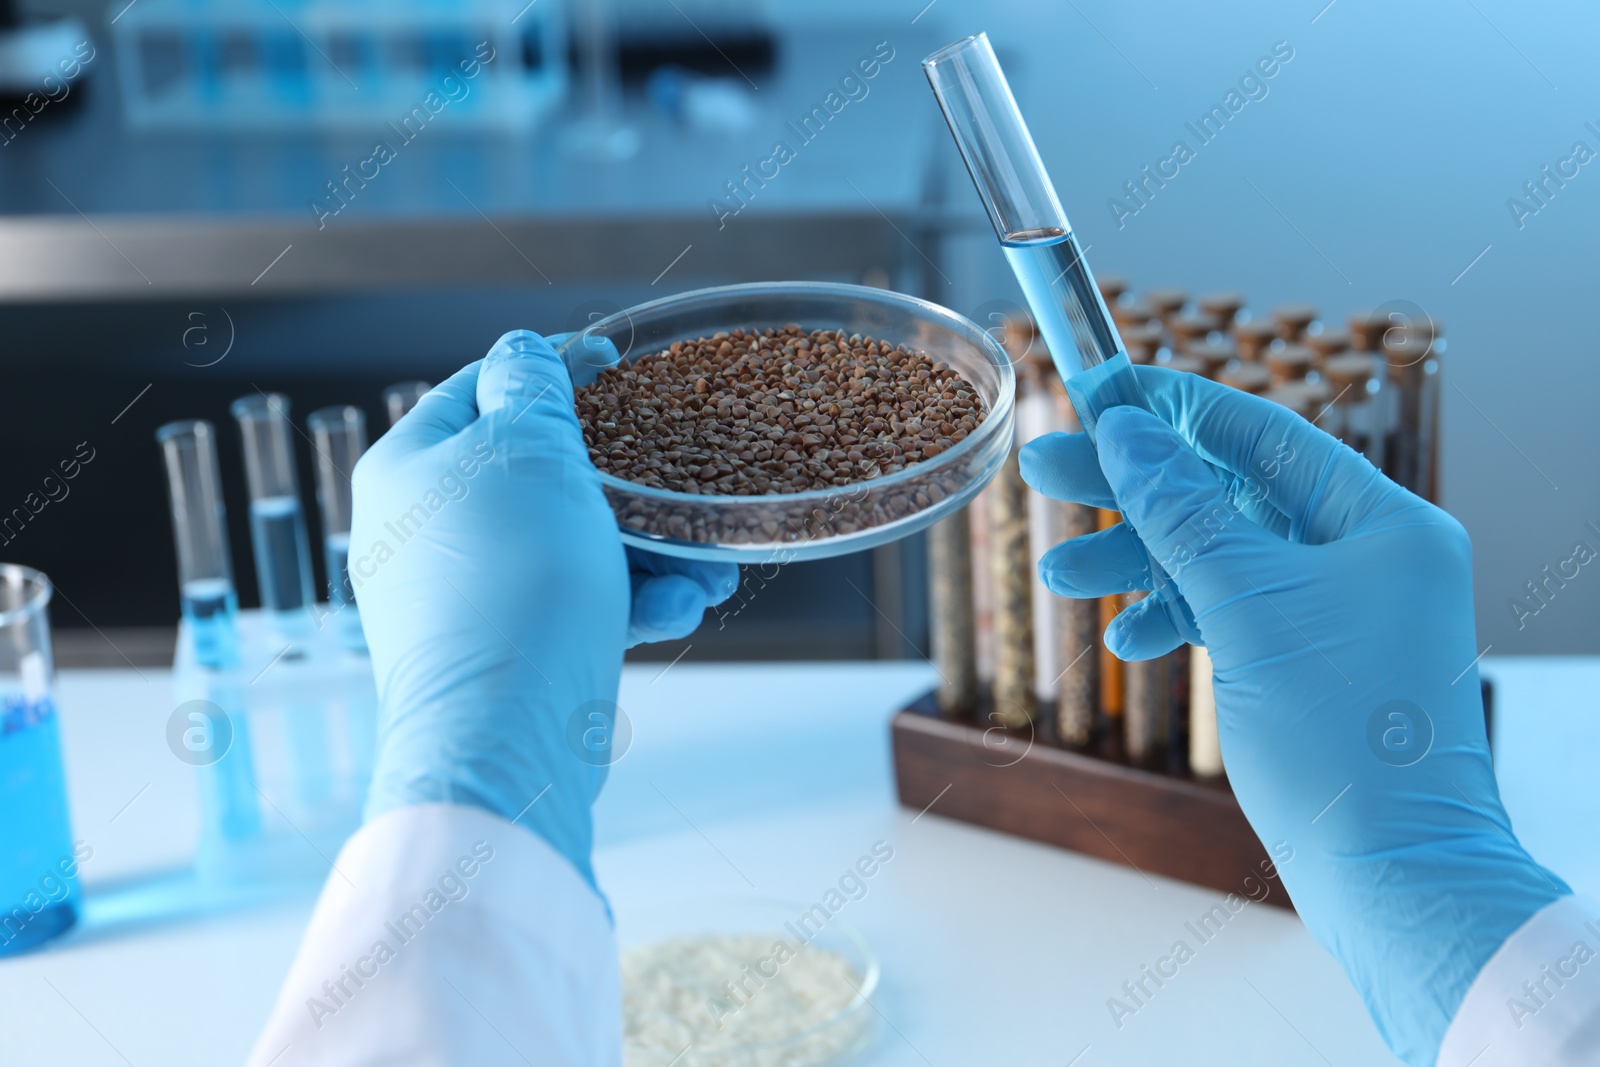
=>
[350,330,737,889]
[1019,364,1570,1067]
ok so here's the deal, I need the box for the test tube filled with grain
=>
[1322,352,1382,463]
[1189,645,1223,777]
[928,510,978,717]
[1097,509,1126,756]
[989,433,1036,730]
[1381,334,1442,501]
[1122,594,1169,766]
[1048,366,1099,748]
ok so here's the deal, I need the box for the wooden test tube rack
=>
[891,686,1295,909]
[892,679,1495,909]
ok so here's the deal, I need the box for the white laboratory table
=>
[1,658,1595,1066]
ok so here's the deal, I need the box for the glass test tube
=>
[308,406,369,653]
[1322,353,1382,464]
[925,34,1182,618]
[1188,645,1223,777]
[1122,600,1167,766]
[928,511,978,718]
[0,566,81,955]
[383,381,431,428]
[924,34,1145,417]
[157,420,241,668]
[1382,338,1442,501]
[1009,321,1060,718]
[990,428,1036,731]
[231,394,316,633]
[1052,417,1100,746]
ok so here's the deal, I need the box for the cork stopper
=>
[1097,274,1130,304]
[1111,300,1156,328]
[1272,304,1319,341]
[1321,352,1376,392]
[1169,312,1222,350]
[1219,361,1272,394]
[1144,287,1188,321]
[1265,343,1315,385]
[1305,329,1350,362]
[1185,341,1235,378]
[1347,310,1391,351]
[1198,291,1246,329]
[1118,321,1164,364]
[1162,354,1205,376]
[1233,320,1277,361]
[1263,381,1332,421]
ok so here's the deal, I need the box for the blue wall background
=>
[778,0,1600,655]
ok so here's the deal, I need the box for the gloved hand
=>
[349,330,737,889]
[1020,363,1569,1067]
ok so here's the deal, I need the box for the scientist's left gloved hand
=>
[349,330,737,889]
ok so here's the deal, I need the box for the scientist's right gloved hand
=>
[1020,364,1569,1067]
[349,331,737,891]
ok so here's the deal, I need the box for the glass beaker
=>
[0,565,81,956]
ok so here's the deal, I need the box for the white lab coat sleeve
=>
[244,803,620,1067]
[1436,895,1600,1066]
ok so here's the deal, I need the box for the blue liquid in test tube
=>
[249,495,315,623]
[158,420,262,845]
[180,576,240,670]
[309,406,369,654]
[925,34,1191,629]
[232,395,316,635]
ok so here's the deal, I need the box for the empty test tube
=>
[383,381,432,428]
[157,420,240,669]
[308,406,369,653]
[231,394,316,633]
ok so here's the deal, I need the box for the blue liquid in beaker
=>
[0,697,80,956]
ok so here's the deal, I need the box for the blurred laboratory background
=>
[2,0,1597,665]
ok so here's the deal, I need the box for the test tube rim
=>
[307,405,367,433]
[382,381,432,404]
[155,418,218,445]
[230,392,291,422]
[0,563,53,629]
[922,31,1071,241]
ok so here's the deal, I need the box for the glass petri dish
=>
[556,282,1016,563]
[617,896,880,1067]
